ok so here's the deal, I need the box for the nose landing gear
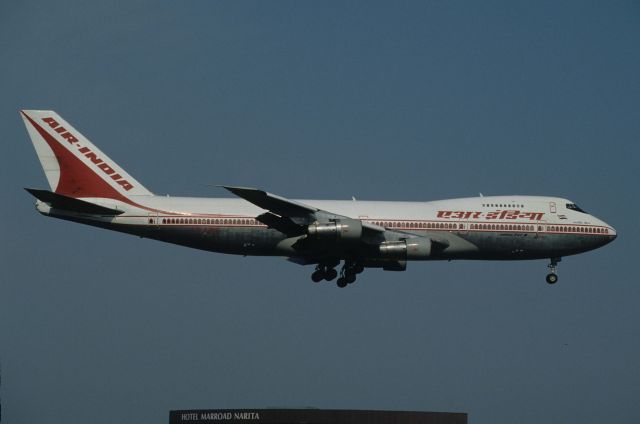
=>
[546,257,561,284]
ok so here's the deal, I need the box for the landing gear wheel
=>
[325,268,338,281]
[345,273,357,284]
[545,257,561,285]
[311,270,324,283]
[336,277,348,288]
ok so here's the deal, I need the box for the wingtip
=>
[219,185,262,192]
[207,184,246,191]
[207,184,262,196]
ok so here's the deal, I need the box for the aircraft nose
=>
[601,221,617,243]
[594,216,616,246]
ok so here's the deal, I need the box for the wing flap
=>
[256,212,306,236]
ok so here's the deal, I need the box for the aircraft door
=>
[549,202,557,214]
[147,211,159,227]
[458,218,468,235]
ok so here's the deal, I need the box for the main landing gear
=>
[311,260,364,288]
[311,264,338,283]
[336,261,364,288]
[546,257,561,284]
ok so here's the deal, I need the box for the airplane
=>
[21,110,617,287]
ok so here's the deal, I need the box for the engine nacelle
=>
[379,238,432,260]
[363,259,407,271]
[307,219,363,242]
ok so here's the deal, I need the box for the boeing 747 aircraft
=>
[21,110,616,287]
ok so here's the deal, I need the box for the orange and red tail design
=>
[21,110,153,201]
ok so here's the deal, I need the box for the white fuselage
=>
[36,194,616,262]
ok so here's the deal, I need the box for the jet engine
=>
[379,238,432,260]
[363,259,407,271]
[306,219,363,242]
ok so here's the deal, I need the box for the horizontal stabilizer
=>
[25,188,124,215]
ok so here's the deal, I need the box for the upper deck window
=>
[566,203,587,213]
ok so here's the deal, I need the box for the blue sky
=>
[1,1,639,423]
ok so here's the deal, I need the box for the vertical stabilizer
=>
[20,110,153,200]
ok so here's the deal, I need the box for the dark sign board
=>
[170,409,467,424]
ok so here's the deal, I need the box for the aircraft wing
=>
[221,186,455,264]
[222,186,318,217]
[221,185,385,235]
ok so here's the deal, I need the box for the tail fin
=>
[20,110,153,200]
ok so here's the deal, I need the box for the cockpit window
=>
[566,203,587,213]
